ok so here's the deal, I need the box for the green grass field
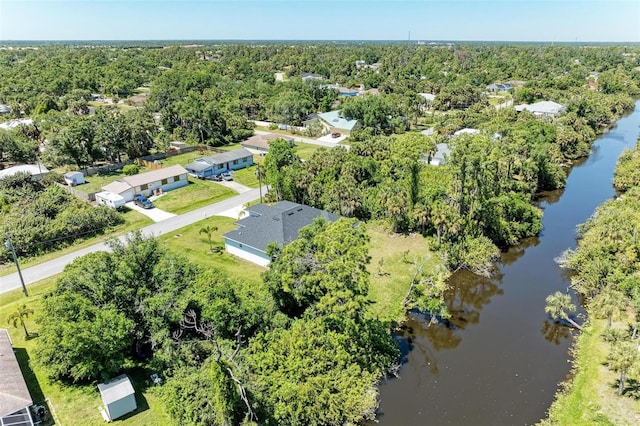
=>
[366,223,440,323]
[152,179,237,215]
[157,215,265,285]
[542,318,640,426]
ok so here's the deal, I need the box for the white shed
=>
[64,171,85,186]
[98,375,136,422]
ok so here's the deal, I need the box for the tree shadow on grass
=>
[14,347,54,425]
[112,368,153,421]
[610,378,640,400]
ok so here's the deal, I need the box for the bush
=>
[122,164,139,175]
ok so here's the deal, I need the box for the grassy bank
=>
[366,223,440,324]
[541,318,640,426]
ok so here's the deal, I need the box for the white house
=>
[101,164,188,202]
[306,110,359,136]
[0,329,34,426]
[185,149,254,179]
[0,164,49,181]
[515,101,566,118]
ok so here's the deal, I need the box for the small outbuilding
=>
[95,191,126,210]
[98,375,136,422]
[64,171,85,186]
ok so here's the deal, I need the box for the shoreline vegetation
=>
[541,137,640,425]
[1,42,640,424]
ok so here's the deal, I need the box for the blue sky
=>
[1,0,639,42]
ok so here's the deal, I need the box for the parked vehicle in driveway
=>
[220,172,233,181]
[133,194,154,209]
[206,174,223,181]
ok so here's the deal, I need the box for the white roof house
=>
[0,118,33,131]
[98,375,136,421]
[0,164,49,180]
[515,101,566,117]
[453,128,480,137]
[419,93,436,102]
[0,104,11,114]
[0,329,34,426]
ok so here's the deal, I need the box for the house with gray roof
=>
[0,329,34,426]
[185,148,254,179]
[0,104,11,115]
[241,134,293,153]
[223,201,340,266]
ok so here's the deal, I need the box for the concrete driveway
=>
[216,180,252,193]
[125,202,176,222]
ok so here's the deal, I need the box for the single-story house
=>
[241,134,294,153]
[98,375,136,421]
[0,119,33,131]
[306,110,359,136]
[0,104,11,115]
[0,329,34,426]
[101,164,188,202]
[64,171,85,186]
[300,72,324,82]
[421,143,451,166]
[0,164,49,181]
[486,83,513,92]
[419,93,436,103]
[515,101,566,118]
[185,148,254,179]
[453,128,480,137]
[223,201,340,266]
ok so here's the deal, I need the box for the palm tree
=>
[545,291,582,330]
[199,225,218,252]
[7,304,34,338]
[608,341,639,396]
[589,287,627,328]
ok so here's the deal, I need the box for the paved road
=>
[0,187,264,295]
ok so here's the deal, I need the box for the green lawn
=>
[157,150,206,167]
[366,223,441,324]
[542,318,640,426]
[81,168,149,193]
[158,216,264,285]
[0,278,171,426]
[152,178,237,215]
[0,209,153,277]
[293,141,322,160]
[231,165,261,188]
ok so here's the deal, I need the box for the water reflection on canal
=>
[374,101,640,425]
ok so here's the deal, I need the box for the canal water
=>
[374,101,640,425]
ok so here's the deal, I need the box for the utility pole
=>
[5,232,28,297]
[256,167,263,203]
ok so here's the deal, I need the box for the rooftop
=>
[122,164,188,188]
[186,149,254,170]
[515,101,566,115]
[98,374,135,405]
[0,329,33,418]
[223,201,340,253]
[242,134,292,150]
[317,110,359,131]
[0,164,49,179]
